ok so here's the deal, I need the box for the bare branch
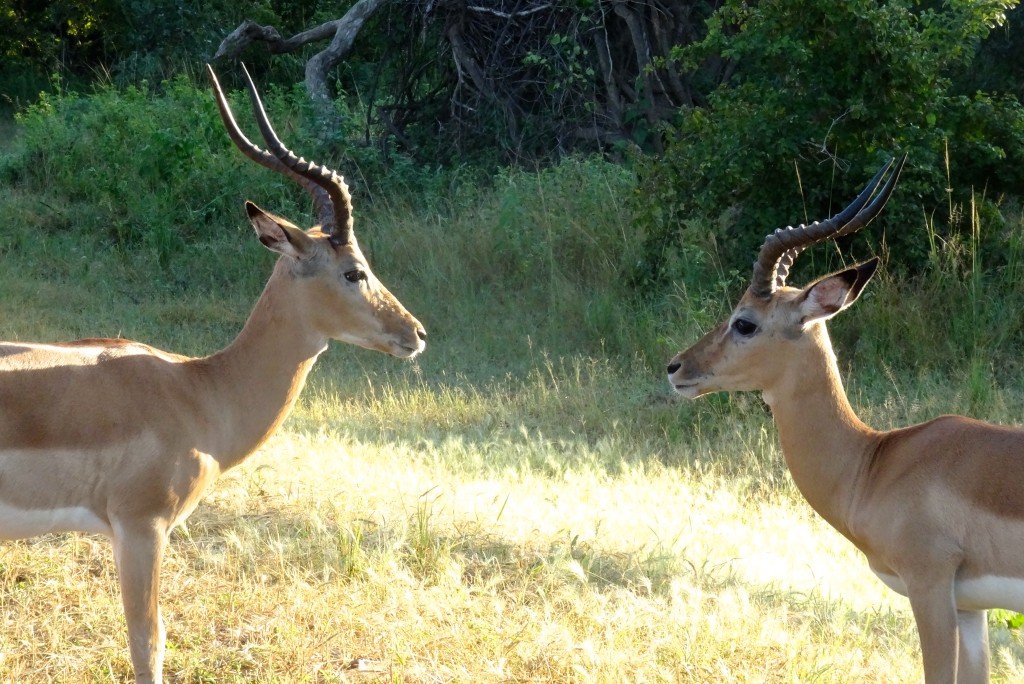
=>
[213,0,724,161]
[214,0,391,116]
[213,19,337,59]
[465,3,551,19]
[447,22,493,97]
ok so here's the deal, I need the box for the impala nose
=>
[417,327,427,341]
[667,361,681,375]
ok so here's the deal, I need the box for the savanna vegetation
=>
[3,0,1024,681]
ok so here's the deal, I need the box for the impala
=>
[0,65,426,683]
[667,156,1024,684]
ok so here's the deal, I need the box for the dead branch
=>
[213,20,336,59]
[215,0,390,117]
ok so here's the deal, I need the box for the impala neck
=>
[761,323,879,538]
[197,261,326,470]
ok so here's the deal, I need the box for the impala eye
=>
[343,269,367,283]
[732,318,758,336]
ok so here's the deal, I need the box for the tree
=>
[634,0,1024,285]
[215,0,388,127]
[1,0,243,102]
[213,1,725,163]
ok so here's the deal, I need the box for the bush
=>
[636,0,1024,287]
[0,76,667,366]
[0,74,438,280]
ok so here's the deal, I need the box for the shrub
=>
[0,75,391,281]
[636,0,1024,287]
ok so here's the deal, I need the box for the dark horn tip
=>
[861,152,908,215]
[891,152,908,180]
[748,153,907,298]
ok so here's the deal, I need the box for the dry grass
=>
[4,132,1024,682]
[4,398,1019,683]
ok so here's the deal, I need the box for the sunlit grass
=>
[0,410,939,682]
[3,354,1024,681]
[4,108,1024,681]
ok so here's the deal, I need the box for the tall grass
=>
[829,192,1024,430]
[3,79,1024,681]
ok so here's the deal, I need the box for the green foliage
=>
[0,78,670,367]
[841,194,1024,388]
[5,68,1024,386]
[993,608,1024,630]
[637,0,1024,286]
[968,4,1024,96]
[0,0,242,97]
[0,75,315,289]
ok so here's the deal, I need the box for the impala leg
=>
[956,609,990,684]
[907,580,960,684]
[111,520,167,684]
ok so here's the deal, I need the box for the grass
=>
[4,81,1024,681]
[4,227,1024,682]
[0,417,932,683]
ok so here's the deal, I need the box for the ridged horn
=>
[750,154,906,298]
[207,64,354,245]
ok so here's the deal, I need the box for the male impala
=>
[0,65,426,683]
[668,156,1024,683]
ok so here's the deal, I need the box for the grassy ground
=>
[4,84,1024,682]
[3,198,1024,684]
[0,377,933,683]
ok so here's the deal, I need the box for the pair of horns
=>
[207,64,354,245]
[751,155,907,298]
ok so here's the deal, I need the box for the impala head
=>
[667,155,906,399]
[208,65,426,358]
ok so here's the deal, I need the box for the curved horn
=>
[750,154,906,298]
[207,64,354,245]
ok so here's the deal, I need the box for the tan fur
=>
[0,210,425,683]
[668,265,1024,684]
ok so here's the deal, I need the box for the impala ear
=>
[245,201,314,259]
[799,258,879,324]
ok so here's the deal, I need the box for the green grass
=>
[4,81,1024,681]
